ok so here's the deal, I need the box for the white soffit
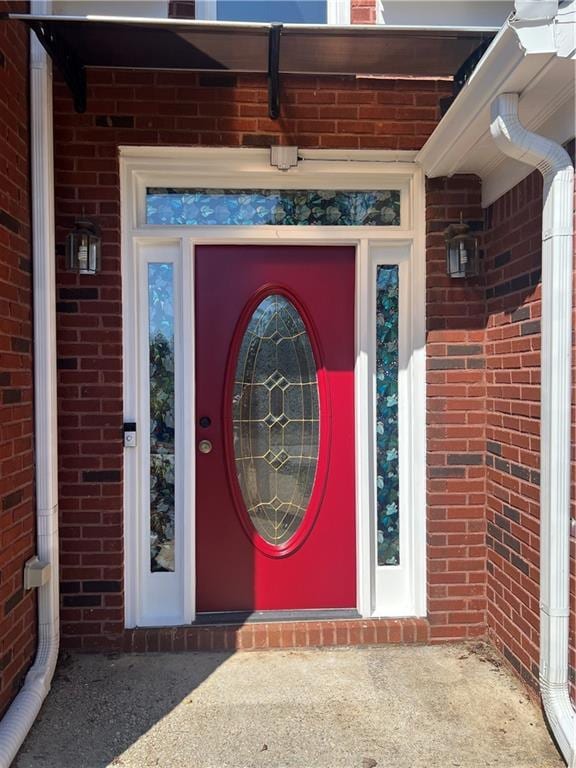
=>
[417,5,576,207]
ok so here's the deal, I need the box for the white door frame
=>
[121,147,426,627]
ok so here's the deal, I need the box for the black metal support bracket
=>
[453,39,491,98]
[30,21,87,113]
[268,24,282,120]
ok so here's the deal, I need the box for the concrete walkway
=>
[14,642,563,768]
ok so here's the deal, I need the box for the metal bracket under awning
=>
[28,19,87,113]
[5,13,496,120]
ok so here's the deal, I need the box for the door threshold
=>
[195,609,361,625]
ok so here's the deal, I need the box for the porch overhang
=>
[6,13,495,118]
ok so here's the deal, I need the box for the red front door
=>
[195,245,356,611]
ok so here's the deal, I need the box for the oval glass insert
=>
[232,294,320,547]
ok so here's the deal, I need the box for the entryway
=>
[121,148,427,628]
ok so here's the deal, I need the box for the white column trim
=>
[327,0,351,25]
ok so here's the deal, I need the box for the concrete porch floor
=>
[14,642,563,768]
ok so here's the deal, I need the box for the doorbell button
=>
[123,422,137,448]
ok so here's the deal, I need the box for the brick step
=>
[123,618,431,653]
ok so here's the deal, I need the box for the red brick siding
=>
[0,7,37,717]
[484,158,576,704]
[54,71,451,152]
[53,69,454,650]
[351,0,378,24]
[425,176,487,641]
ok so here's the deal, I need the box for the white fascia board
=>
[417,11,575,205]
[416,24,534,178]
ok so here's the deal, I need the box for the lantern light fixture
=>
[65,218,101,275]
[444,214,480,278]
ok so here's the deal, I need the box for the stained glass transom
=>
[148,263,176,572]
[376,265,400,566]
[232,295,319,546]
[146,188,401,227]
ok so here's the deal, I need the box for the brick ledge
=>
[123,618,431,653]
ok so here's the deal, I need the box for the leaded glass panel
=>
[146,188,401,227]
[148,263,176,572]
[232,295,319,546]
[376,265,400,566]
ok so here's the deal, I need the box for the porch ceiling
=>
[8,13,494,117]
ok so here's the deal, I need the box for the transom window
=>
[145,188,401,226]
[194,0,349,24]
[217,0,325,23]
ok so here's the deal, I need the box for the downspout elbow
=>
[541,676,576,765]
[0,631,59,768]
[490,93,573,182]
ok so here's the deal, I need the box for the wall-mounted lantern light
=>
[66,218,101,275]
[444,215,480,278]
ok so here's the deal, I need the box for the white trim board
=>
[121,148,426,626]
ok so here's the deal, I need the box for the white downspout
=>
[490,93,575,766]
[0,1,59,766]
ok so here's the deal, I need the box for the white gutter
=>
[415,21,543,179]
[416,0,575,192]
[490,92,575,767]
[0,1,59,766]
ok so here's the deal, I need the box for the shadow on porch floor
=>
[14,642,563,768]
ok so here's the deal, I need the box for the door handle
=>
[198,440,213,454]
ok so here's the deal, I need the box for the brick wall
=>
[425,176,487,641]
[351,0,378,24]
[426,161,576,694]
[53,68,456,649]
[484,170,543,690]
[0,7,37,717]
[484,154,576,703]
[55,71,451,152]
